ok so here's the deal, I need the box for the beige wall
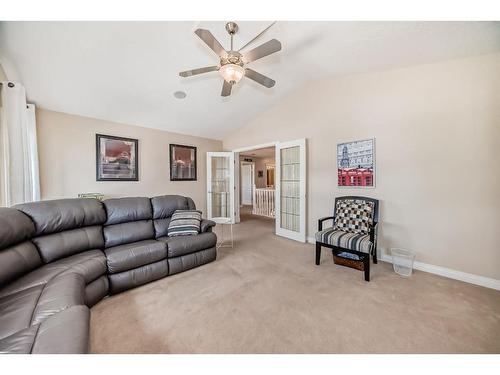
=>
[36,109,222,213]
[223,53,500,280]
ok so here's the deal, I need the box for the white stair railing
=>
[252,185,275,218]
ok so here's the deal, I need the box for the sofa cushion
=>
[0,207,40,286]
[0,285,43,340]
[154,218,171,239]
[108,259,169,295]
[32,305,90,354]
[0,325,38,354]
[315,227,373,253]
[84,276,109,307]
[167,210,202,237]
[103,197,152,225]
[151,195,192,219]
[14,198,106,236]
[0,249,106,298]
[168,247,217,276]
[105,239,167,274]
[0,273,85,340]
[103,220,154,248]
[0,241,42,286]
[333,199,374,235]
[158,232,217,258]
[31,273,86,325]
[0,207,35,249]
[32,225,104,263]
[152,195,197,238]
[0,305,90,354]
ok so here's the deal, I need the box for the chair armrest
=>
[318,216,335,231]
[200,219,216,233]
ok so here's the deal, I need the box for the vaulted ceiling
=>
[1,21,499,140]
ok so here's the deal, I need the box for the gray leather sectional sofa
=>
[0,195,217,354]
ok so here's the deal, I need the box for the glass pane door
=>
[280,146,300,232]
[207,152,234,223]
[276,139,306,242]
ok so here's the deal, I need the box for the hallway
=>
[239,204,275,225]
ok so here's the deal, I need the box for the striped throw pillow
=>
[167,210,202,237]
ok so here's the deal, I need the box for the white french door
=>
[275,139,307,242]
[207,152,235,223]
[241,162,254,205]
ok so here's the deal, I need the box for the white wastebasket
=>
[391,248,416,277]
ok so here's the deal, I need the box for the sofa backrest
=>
[14,198,107,263]
[150,195,196,238]
[102,197,154,248]
[0,207,41,285]
[1,195,197,283]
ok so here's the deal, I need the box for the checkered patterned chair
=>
[315,196,379,281]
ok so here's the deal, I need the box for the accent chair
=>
[315,196,379,281]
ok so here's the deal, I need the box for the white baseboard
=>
[307,236,500,291]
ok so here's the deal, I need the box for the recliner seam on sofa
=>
[27,282,47,326]
[0,252,105,299]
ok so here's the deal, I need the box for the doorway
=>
[207,139,307,243]
[236,146,276,224]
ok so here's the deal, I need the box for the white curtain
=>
[0,81,40,206]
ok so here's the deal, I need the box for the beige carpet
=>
[90,210,500,353]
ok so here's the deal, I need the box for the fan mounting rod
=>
[225,21,238,51]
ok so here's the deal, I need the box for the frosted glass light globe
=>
[219,64,245,84]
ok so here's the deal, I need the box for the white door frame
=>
[275,139,307,243]
[240,161,255,206]
[233,142,278,223]
[232,142,279,153]
[230,140,307,243]
[206,152,235,223]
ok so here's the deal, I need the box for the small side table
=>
[211,217,233,249]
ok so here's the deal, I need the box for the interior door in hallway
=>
[241,163,253,205]
[275,139,307,243]
[207,152,235,223]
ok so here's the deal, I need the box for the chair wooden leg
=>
[364,256,370,282]
[373,246,378,264]
[315,243,321,265]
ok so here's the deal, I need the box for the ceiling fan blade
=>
[179,66,219,77]
[221,80,232,97]
[245,68,276,88]
[238,21,277,52]
[243,39,281,63]
[194,29,227,57]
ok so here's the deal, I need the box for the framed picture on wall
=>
[337,138,375,187]
[96,134,139,181]
[169,144,197,181]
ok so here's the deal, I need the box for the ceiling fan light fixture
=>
[219,63,245,84]
[180,22,281,97]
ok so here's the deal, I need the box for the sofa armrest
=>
[318,216,335,231]
[200,219,216,233]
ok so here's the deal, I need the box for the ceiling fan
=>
[179,21,282,97]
